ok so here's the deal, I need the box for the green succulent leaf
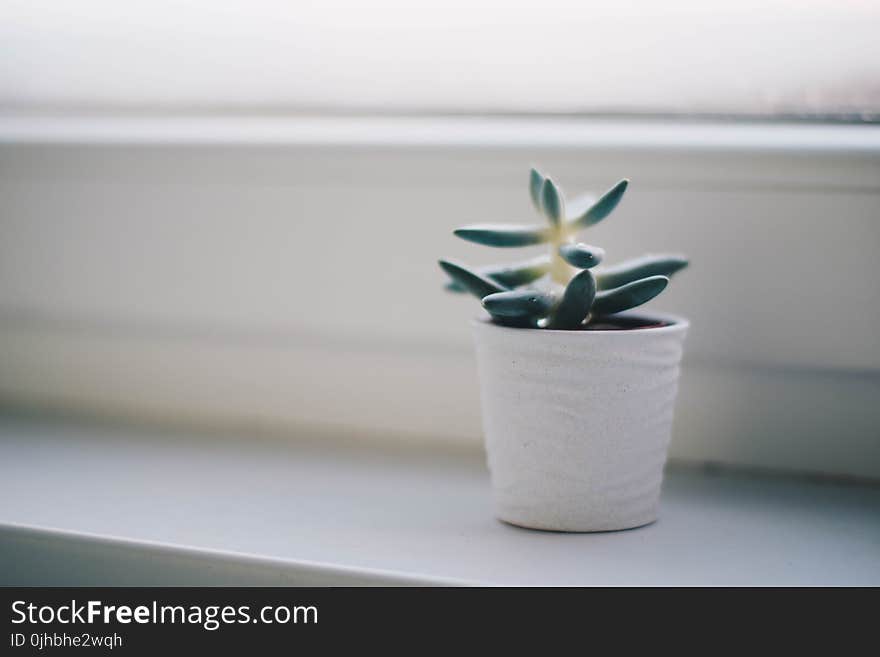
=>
[529,168,545,211]
[569,179,629,230]
[441,172,686,329]
[486,256,552,288]
[591,275,668,316]
[549,269,596,329]
[541,177,564,227]
[558,243,605,269]
[454,224,550,247]
[438,259,506,299]
[596,254,689,290]
[444,256,551,293]
[482,289,557,319]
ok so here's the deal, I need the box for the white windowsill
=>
[1,415,878,586]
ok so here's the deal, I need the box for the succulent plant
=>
[439,169,688,329]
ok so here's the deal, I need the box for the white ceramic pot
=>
[471,312,689,532]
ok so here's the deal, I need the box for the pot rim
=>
[471,310,689,337]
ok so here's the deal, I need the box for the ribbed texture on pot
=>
[472,313,689,532]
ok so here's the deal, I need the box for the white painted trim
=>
[2,114,879,154]
[0,522,469,586]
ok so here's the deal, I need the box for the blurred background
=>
[1,0,879,478]
[2,0,879,117]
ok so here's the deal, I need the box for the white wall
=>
[1,116,879,478]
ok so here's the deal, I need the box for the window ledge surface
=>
[1,415,878,586]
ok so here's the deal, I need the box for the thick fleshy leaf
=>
[454,224,550,247]
[558,243,605,270]
[596,254,689,290]
[486,256,552,288]
[548,269,596,329]
[591,275,668,315]
[541,177,564,226]
[529,168,545,211]
[438,260,506,299]
[569,179,629,230]
[444,256,551,293]
[482,289,557,319]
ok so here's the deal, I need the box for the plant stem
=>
[549,229,575,285]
